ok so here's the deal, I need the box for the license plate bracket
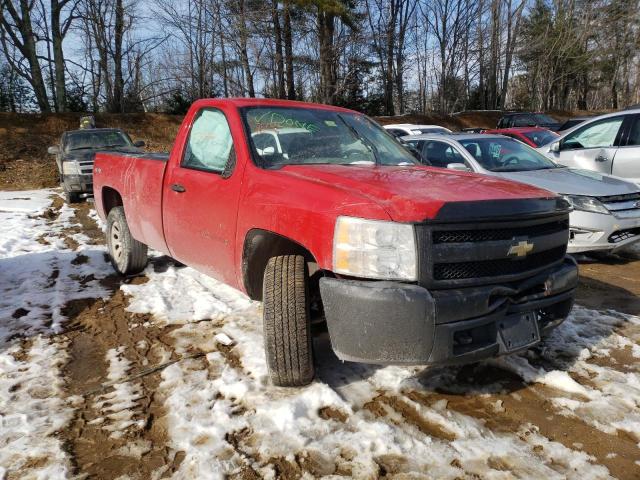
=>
[499,312,540,352]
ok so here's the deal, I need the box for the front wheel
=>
[106,206,148,275]
[263,255,315,386]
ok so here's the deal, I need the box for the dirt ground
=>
[8,197,631,479]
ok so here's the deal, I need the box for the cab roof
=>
[190,97,357,113]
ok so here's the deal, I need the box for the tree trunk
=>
[317,9,336,104]
[283,0,295,100]
[272,0,285,98]
[51,0,67,112]
[238,0,255,97]
[110,0,125,112]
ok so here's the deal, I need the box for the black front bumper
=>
[63,173,93,194]
[319,257,577,365]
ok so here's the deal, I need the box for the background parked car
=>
[402,133,640,253]
[537,109,640,184]
[383,123,451,138]
[48,128,145,203]
[497,112,562,131]
[557,116,593,132]
[483,127,559,148]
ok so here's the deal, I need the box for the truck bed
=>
[93,151,170,255]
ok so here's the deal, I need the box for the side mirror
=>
[133,140,146,148]
[549,141,560,153]
[47,146,60,155]
[447,163,471,172]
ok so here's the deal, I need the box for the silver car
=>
[402,133,640,253]
[537,109,640,184]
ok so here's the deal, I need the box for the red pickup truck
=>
[94,98,578,386]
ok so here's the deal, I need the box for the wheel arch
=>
[242,228,319,301]
[102,186,123,216]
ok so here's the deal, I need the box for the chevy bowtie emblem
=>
[508,240,534,257]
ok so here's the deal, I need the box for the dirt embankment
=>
[0,113,183,191]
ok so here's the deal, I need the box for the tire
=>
[263,255,315,386]
[106,206,148,275]
[66,191,81,204]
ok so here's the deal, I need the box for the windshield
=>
[242,107,418,168]
[521,130,559,147]
[460,137,559,172]
[65,131,132,152]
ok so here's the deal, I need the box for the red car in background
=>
[483,127,559,148]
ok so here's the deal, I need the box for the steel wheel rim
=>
[110,221,125,270]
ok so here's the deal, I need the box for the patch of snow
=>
[121,263,253,325]
[496,306,640,442]
[0,336,75,479]
[93,347,145,438]
[0,189,115,475]
[0,190,112,346]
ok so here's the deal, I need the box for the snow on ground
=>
[91,346,146,438]
[496,306,640,442]
[2,188,639,479]
[124,258,617,479]
[0,190,112,478]
[0,190,112,344]
[0,336,76,479]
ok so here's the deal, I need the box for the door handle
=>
[171,183,186,193]
[595,155,609,162]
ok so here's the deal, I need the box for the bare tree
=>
[0,0,51,111]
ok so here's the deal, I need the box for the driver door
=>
[162,107,244,286]
[552,116,625,174]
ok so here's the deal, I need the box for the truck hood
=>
[494,168,640,197]
[279,164,557,222]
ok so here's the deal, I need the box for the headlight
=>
[563,195,609,214]
[62,162,81,175]
[333,216,417,280]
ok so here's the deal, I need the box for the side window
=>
[182,108,233,173]
[563,116,624,150]
[422,141,466,168]
[387,129,404,138]
[625,116,640,146]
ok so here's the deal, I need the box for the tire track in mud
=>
[45,198,181,479]
[60,286,185,479]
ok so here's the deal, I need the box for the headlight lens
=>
[333,216,417,280]
[62,162,81,175]
[563,195,609,214]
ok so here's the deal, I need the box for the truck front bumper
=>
[62,173,93,195]
[319,257,577,365]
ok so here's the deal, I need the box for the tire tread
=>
[263,255,314,386]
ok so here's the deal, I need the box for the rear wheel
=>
[263,255,315,386]
[106,206,148,275]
